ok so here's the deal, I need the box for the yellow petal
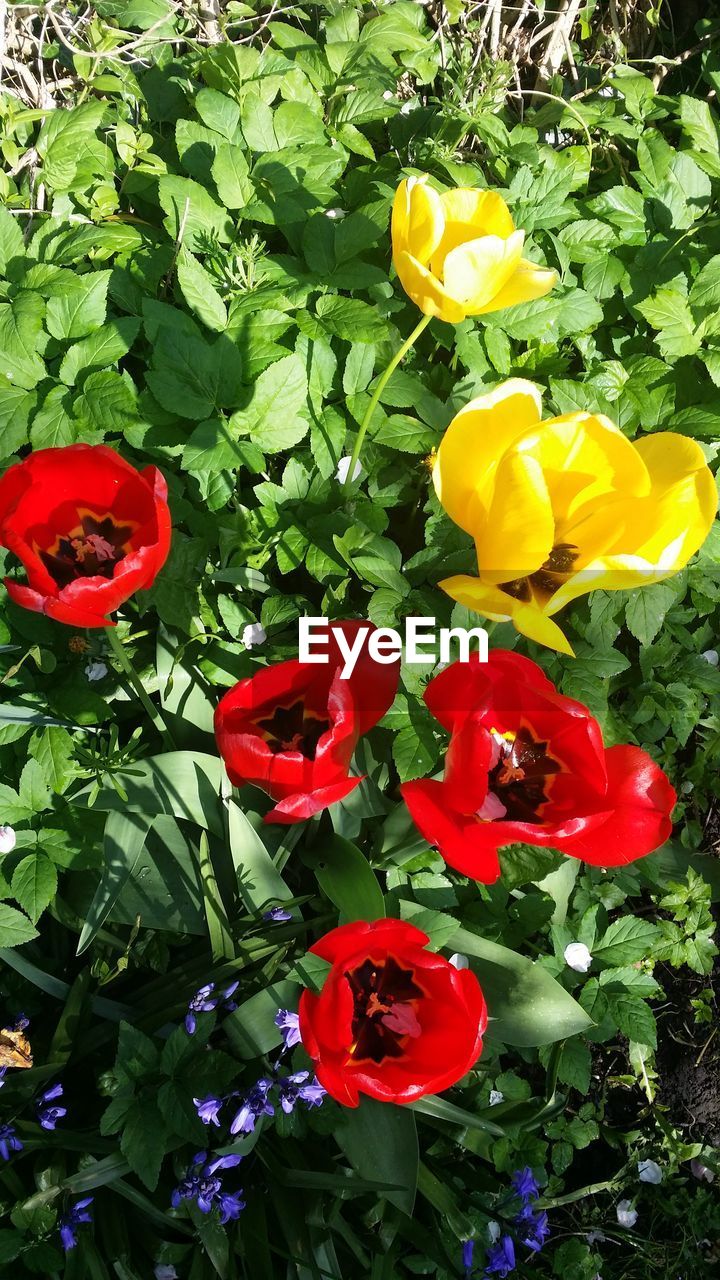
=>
[512,602,575,656]
[391,176,444,269]
[431,189,515,275]
[548,557,664,612]
[394,250,465,322]
[432,379,543,533]
[630,432,718,564]
[474,259,558,315]
[476,450,554,583]
[442,230,525,311]
[437,574,515,620]
[437,574,575,656]
[518,412,650,531]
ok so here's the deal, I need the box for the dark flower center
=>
[485,726,561,823]
[345,956,424,1064]
[499,542,578,604]
[255,700,329,759]
[40,513,134,588]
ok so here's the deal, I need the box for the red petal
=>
[559,744,676,866]
[401,779,502,882]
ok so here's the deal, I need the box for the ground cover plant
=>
[0,1,719,1278]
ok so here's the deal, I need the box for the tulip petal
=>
[432,379,543,533]
[474,258,557,314]
[391,176,444,268]
[394,250,466,322]
[559,745,676,866]
[627,432,718,566]
[511,603,576,656]
[400,780,502,882]
[430,189,515,275]
[477,449,554,583]
[442,230,525,311]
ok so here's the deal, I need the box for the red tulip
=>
[214,621,400,823]
[401,651,675,882]
[298,918,487,1106]
[0,445,171,629]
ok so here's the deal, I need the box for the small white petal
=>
[335,456,362,483]
[564,941,593,973]
[242,623,267,650]
[489,1090,504,1106]
[690,1159,715,1183]
[449,953,469,970]
[325,207,347,221]
[383,90,394,101]
[0,825,17,854]
[400,100,417,115]
[702,649,718,665]
[638,1159,663,1184]
[85,660,108,682]
[487,1220,501,1244]
[476,790,507,821]
[586,1230,606,1244]
[616,1199,638,1228]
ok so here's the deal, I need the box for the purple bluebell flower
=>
[185,983,219,1034]
[205,1153,242,1176]
[511,1167,539,1201]
[0,1123,22,1161]
[276,1071,326,1115]
[0,1067,7,1090]
[484,1235,515,1277]
[37,1082,67,1131]
[154,1267,178,1280]
[462,1238,475,1275]
[275,1009,302,1051]
[171,1153,244,1222]
[230,1078,274,1135]
[58,1197,93,1252]
[220,981,239,1013]
[218,1189,246,1224]
[263,906,293,923]
[515,1205,550,1253]
[13,1013,29,1031]
[194,1094,224,1127]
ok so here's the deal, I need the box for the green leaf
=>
[76,811,154,955]
[636,289,701,360]
[230,353,309,452]
[120,1099,167,1191]
[158,174,233,249]
[176,251,227,332]
[592,916,660,968]
[11,853,57,924]
[336,1095,418,1215]
[303,833,385,922]
[0,294,47,389]
[223,979,298,1058]
[59,317,140,385]
[0,384,36,458]
[315,295,389,343]
[73,370,137,435]
[70,751,226,834]
[0,205,25,273]
[195,87,241,140]
[212,143,253,209]
[147,328,244,419]
[447,925,594,1046]
[624,581,680,645]
[227,800,293,914]
[45,270,111,341]
[30,385,76,448]
[0,902,39,947]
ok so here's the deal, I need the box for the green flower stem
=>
[105,625,175,752]
[345,311,432,485]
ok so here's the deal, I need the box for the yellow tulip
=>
[391,175,557,323]
[433,380,718,655]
